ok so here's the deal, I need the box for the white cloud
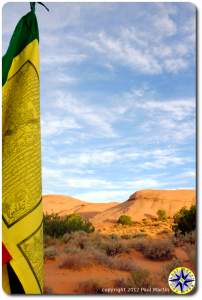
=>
[54,92,119,137]
[76,190,130,202]
[75,178,161,201]
[41,113,81,137]
[56,150,120,166]
[180,171,195,178]
[137,98,195,120]
[41,53,87,66]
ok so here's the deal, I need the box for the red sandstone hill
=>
[43,189,195,223]
[91,189,195,224]
[42,194,118,219]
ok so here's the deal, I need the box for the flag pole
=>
[30,2,50,12]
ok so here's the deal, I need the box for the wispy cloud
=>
[41,113,81,137]
[3,3,195,201]
[54,92,119,137]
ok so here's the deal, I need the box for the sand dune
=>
[43,189,195,223]
[42,194,118,219]
[91,189,195,224]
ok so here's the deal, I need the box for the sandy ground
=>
[43,189,196,295]
[44,243,194,294]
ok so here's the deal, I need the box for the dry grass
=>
[129,238,174,260]
[133,232,148,238]
[142,239,174,260]
[59,252,94,270]
[184,244,196,266]
[157,229,172,235]
[128,268,153,290]
[76,280,105,294]
[128,237,147,251]
[161,258,182,282]
[113,278,128,288]
[44,246,57,260]
[43,286,53,294]
[102,241,127,256]
[109,257,138,272]
[173,231,196,246]
[44,235,57,247]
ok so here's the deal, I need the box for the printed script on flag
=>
[2,10,43,294]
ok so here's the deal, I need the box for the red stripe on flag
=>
[2,243,12,265]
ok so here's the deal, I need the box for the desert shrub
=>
[157,229,171,235]
[184,244,196,266]
[62,232,71,243]
[44,246,57,260]
[173,230,196,246]
[110,258,138,272]
[172,205,196,235]
[114,271,156,294]
[129,238,147,252]
[43,286,53,294]
[59,252,93,270]
[157,209,167,221]
[65,214,95,233]
[142,239,174,260]
[43,213,95,237]
[93,249,112,266]
[109,233,119,240]
[121,234,132,240]
[64,245,81,254]
[44,234,57,247]
[113,278,128,289]
[128,269,152,289]
[65,231,93,252]
[161,258,182,282]
[92,249,138,272]
[101,240,127,256]
[130,238,174,260]
[76,280,104,294]
[133,232,148,238]
[117,215,133,226]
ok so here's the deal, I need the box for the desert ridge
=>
[42,194,118,219]
[42,189,195,223]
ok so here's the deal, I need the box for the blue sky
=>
[3,2,196,202]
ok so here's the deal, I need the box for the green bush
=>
[157,209,167,221]
[117,215,133,226]
[172,205,196,235]
[43,213,95,238]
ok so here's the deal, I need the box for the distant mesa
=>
[42,189,195,224]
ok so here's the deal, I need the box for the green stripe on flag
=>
[2,11,39,86]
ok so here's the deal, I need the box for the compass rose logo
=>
[168,267,195,294]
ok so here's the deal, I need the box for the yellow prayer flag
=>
[2,9,43,294]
